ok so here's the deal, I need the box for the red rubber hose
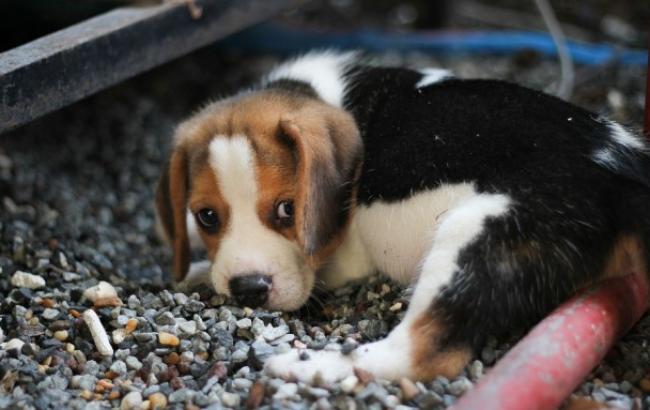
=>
[452,272,649,410]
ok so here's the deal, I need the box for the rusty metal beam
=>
[0,0,306,134]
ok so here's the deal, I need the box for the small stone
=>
[399,377,420,401]
[173,293,189,305]
[120,391,143,410]
[83,281,121,306]
[110,360,127,376]
[307,387,330,398]
[53,330,68,341]
[246,381,265,409]
[127,294,140,308]
[231,349,248,363]
[4,338,25,352]
[262,324,290,342]
[469,360,484,380]
[236,318,252,329]
[221,392,240,407]
[71,374,96,391]
[274,383,298,399]
[112,328,126,344]
[233,378,253,390]
[639,378,650,393]
[42,308,60,320]
[126,356,143,371]
[341,338,359,355]
[125,318,138,334]
[155,312,175,326]
[158,332,179,347]
[169,388,193,403]
[249,339,274,368]
[415,392,444,408]
[179,320,197,335]
[148,392,167,409]
[164,352,180,365]
[481,346,496,364]
[448,377,473,396]
[620,380,633,394]
[341,375,359,393]
[11,271,45,289]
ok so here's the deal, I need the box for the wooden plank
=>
[0,0,305,134]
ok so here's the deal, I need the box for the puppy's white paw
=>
[264,349,356,384]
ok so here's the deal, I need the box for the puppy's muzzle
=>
[229,274,272,308]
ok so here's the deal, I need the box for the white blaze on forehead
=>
[209,136,258,204]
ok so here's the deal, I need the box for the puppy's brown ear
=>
[279,106,362,258]
[155,147,190,281]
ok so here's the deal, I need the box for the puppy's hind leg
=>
[265,192,512,383]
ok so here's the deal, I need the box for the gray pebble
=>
[125,356,142,371]
[448,377,472,396]
[41,308,60,320]
[110,360,128,376]
[169,388,194,403]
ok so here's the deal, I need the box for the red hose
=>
[451,272,649,410]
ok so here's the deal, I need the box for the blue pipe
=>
[220,23,647,66]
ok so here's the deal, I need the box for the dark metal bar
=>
[0,0,305,134]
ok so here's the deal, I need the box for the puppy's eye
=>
[195,208,219,232]
[275,200,294,225]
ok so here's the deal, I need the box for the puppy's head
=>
[156,90,362,310]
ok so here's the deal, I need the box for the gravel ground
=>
[0,49,649,410]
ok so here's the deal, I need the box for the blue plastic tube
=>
[220,23,647,66]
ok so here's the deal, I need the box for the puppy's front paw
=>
[264,349,355,384]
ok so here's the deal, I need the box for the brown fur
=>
[156,89,362,280]
[409,313,472,380]
[601,234,647,279]
[187,166,230,261]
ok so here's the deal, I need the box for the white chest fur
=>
[322,183,478,287]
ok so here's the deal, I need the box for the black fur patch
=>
[341,66,650,351]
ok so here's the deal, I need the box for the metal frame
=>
[0,0,305,134]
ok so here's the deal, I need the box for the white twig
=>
[83,309,114,357]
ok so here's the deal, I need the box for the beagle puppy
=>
[156,51,650,383]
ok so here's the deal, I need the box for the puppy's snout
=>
[229,274,272,308]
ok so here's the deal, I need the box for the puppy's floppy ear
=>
[155,146,190,281]
[279,105,362,257]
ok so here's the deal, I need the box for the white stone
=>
[273,383,298,399]
[4,338,25,351]
[10,271,45,289]
[112,328,126,344]
[120,391,143,410]
[83,281,118,302]
[83,309,113,356]
[262,324,289,342]
[236,318,251,329]
[341,375,359,393]
[178,320,197,335]
[221,392,240,407]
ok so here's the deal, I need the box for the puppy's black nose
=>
[229,274,272,308]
